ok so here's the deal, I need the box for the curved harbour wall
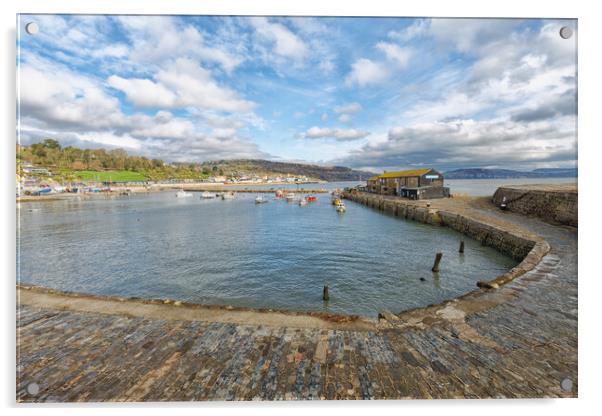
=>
[343,191,550,289]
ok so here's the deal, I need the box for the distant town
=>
[17,139,577,198]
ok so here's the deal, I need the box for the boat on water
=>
[176,190,193,198]
[306,195,317,202]
[285,193,295,201]
[221,192,235,200]
[200,191,215,199]
[332,198,343,206]
[275,189,284,198]
[336,203,346,213]
[299,198,308,206]
[255,196,268,204]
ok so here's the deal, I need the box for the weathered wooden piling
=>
[323,285,330,301]
[459,240,465,253]
[431,252,443,272]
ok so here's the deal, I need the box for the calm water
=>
[446,177,577,196]
[239,178,577,196]
[18,186,517,317]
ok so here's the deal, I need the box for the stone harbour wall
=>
[492,185,577,227]
[343,191,550,289]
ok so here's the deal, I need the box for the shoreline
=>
[16,183,329,202]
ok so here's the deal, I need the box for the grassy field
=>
[64,170,148,182]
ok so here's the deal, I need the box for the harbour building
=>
[366,168,450,200]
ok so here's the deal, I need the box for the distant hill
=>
[200,159,376,182]
[444,168,578,179]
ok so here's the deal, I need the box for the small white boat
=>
[255,196,268,204]
[221,192,235,200]
[176,190,193,198]
[285,193,295,201]
[336,204,346,213]
[299,198,308,206]
[201,191,215,199]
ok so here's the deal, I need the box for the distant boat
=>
[299,198,308,206]
[255,196,268,204]
[201,191,215,199]
[221,192,235,200]
[336,203,346,213]
[285,193,295,201]
[306,195,317,202]
[176,190,193,198]
[275,190,284,198]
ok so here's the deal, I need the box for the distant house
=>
[366,168,449,200]
[22,166,51,176]
[366,175,381,193]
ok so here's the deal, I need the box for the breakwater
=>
[342,191,550,289]
[492,184,577,227]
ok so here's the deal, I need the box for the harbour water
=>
[446,177,577,196]
[18,184,518,317]
[230,177,577,196]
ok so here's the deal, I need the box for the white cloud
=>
[250,17,308,62]
[388,19,430,41]
[90,44,129,59]
[303,126,370,141]
[345,59,389,87]
[18,54,266,162]
[334,102,362,114]
[108,58,255,113]
[339,117,575,170]
[338,114,352,123]
[117,16,243,73]
[107,75,176,107]
[376,42,412,67]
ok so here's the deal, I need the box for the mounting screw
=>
[25,22,39,35]
[559,26,573,39]
[26,382,39,395]
[561,378,573,392]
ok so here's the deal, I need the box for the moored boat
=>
[176,190,193,198]
[336,203,346,213]
[221,192,235,200]
[306,195,317,202]
[255,196,268,204]
[299,198,308,206]
[285,193,295,201]
[201,191,215,199]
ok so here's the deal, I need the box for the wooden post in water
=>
[431,253,443,272]
[459,240,465,254]
[323,285,330,301]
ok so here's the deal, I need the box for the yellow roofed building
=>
[365,168,449,199]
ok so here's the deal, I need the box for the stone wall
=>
[492,185,577,227]
[343,191,550,289]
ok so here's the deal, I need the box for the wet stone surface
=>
[16,199,577,401]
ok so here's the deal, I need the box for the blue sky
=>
[17,15,577,171]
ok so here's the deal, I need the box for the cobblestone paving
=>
[16,201,577,402]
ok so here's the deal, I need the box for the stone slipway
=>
[16,192,577,402]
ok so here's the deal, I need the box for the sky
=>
[17,15,577,172]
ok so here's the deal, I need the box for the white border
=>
[2,1,600,415]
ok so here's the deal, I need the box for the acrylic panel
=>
[16,14,577,402]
